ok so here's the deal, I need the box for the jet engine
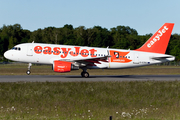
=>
[53,60,79,73]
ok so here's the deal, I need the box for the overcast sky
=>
[0,0,179,35]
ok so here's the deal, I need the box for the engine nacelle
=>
[53,61,79,73]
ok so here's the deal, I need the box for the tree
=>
[74,26,87,46]
[62,24,76,45]
[110,25,138,49]
[168,34,180,60]
[0,35,8,57]
[1,23,180,62]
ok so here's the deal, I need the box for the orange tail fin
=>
[136,23,174,54]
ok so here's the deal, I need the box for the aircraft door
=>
[27,44,33,56]
[133,53,139,64]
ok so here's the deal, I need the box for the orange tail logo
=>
[135,23,174,54]
[110,50,132,63]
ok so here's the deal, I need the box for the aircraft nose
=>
[4,51,11,60]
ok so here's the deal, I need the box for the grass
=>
[0,81,180,119]
[1,64,180,119]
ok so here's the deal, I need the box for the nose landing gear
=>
[26,63,32,75]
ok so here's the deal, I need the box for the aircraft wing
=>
[58,55,111,67]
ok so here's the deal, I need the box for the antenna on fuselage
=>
[32,41,34,43]
[107,46,109,56]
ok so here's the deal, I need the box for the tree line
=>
[0,24,180,61]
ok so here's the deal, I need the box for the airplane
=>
[4,23,175,78]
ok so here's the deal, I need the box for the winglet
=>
[136,23,174,54]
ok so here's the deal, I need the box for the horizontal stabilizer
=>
[151,56,175,60]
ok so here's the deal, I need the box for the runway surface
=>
[0,75,180,82]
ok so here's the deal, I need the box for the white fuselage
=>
[4,43,175,69]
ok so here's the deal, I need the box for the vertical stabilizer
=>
[136,23,174,54]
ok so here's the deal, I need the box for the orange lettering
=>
[43,47,52,55]
[81,49,89,57]
[53,47,60,55]
[34,46,42,54]
[61,48,71,58]
[34,46,98,58]
[70,47,80,57]
[89,49,97,57]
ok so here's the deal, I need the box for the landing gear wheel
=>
[26,63,32,75]
[81,72,89,78]
[81,72,84,77]
[84,72,89,78]
[26,70,31,75]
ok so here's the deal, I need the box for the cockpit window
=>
[12,47,21,51]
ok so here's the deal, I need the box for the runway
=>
[0,75,180,82]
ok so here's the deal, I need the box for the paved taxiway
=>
[0,75,180,82]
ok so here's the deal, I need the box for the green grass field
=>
[0,81,180,120]
[0,64,180,119]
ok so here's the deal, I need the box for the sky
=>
[0,0,179,35]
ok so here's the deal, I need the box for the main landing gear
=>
[26,63,32,75]
[81,69,89,78]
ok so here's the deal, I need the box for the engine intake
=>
[53,61,79,73]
